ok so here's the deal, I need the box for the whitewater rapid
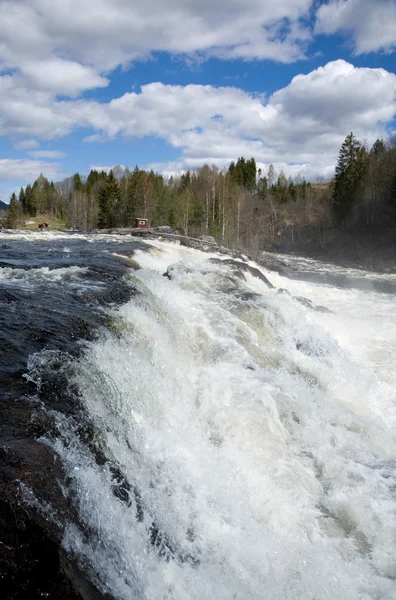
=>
[6,233,395,599]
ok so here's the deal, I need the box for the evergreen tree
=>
[228,157,256,190]
[246,157,257,191]
[333,132,367,218]
[277,170,287,188]
[7,193,20,228]
[23,184,34,215]
[73,173,84,192]
[257,175,268,199]
[18,187,26,210]
[288,179,296,201]
[371,139,386,157]
[98,171,120,228]
[234,157,246,187]
[86,169,102,192]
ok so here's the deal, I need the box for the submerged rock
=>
[208,258,274,288]
[277,288,333,313]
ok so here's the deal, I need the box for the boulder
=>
[199,235,217,245]
[208,258,274,288]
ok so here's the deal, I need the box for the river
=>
[1,231,396,599]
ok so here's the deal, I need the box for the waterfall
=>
[2,232,396,599]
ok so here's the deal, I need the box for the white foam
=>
[46,240,396,599]
[0,265,88,282]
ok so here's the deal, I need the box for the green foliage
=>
[22,184,34,214]
[7,193,20,228]
[228,157,256,191]
[98,170,120,228]
[333,132,367,219]
[73,173,84,191]
[18,187,25,207]
[257,176,268,199]
[371,139,386,157]
[14,142,394,259]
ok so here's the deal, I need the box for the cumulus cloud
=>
[21,59,109,96]
[0,0,313,82]
[1,60,396,181]
[86,60,396,178]
[0,74,79,139]
[316,0,396,55]
[1,1,395,186]
[0,159,64,182]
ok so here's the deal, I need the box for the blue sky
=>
[1,0,396,202]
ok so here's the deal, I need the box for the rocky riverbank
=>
[0,237,141,599]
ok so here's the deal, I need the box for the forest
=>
[4,133,396,265]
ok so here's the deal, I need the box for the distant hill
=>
[0,200,8,211]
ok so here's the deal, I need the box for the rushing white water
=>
[37,239,396,599]
[0,265,89,282]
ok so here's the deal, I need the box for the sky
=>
[1,0,396,202]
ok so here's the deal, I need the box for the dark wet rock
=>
[0,235,207,598]
[315,305,333,314]
[0,491,82,600]
[199,235,217,245]
[292,411,300,424]
[163,264,192,280]
[208,258,274,288]
[256,256,287,275]
[277,288,291,296]
[277,288,333,314]
[294,296,333,314]
[153,225,173,233]
[234,290,261,302]
[294,295,314,309]
[0,240,146,599]
[0,383,90,600]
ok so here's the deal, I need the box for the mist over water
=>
[2,232,396,599]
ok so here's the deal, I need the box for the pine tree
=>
[228,157,256,190]
[7,193,20,228]
[371,139,386,157]
[23,184,34,215]
[18,187,26,210]
[98,170,120,228]
[245,157,257,191]
[73,173,84,192]
[333,132,367,218]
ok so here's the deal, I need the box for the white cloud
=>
[80,60,396,179]
[22,58,109,96]
[0,159,64,183]
[0,75,79,139]
[13,139,40,150]
[0,0,314,82]
[1,1,394,187]
[1,60,396,182]
[28,150,67,159]
[316,0,396,54]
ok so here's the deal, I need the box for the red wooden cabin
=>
[134,218,149,229]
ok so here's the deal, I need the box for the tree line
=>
[5,133,396,260]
